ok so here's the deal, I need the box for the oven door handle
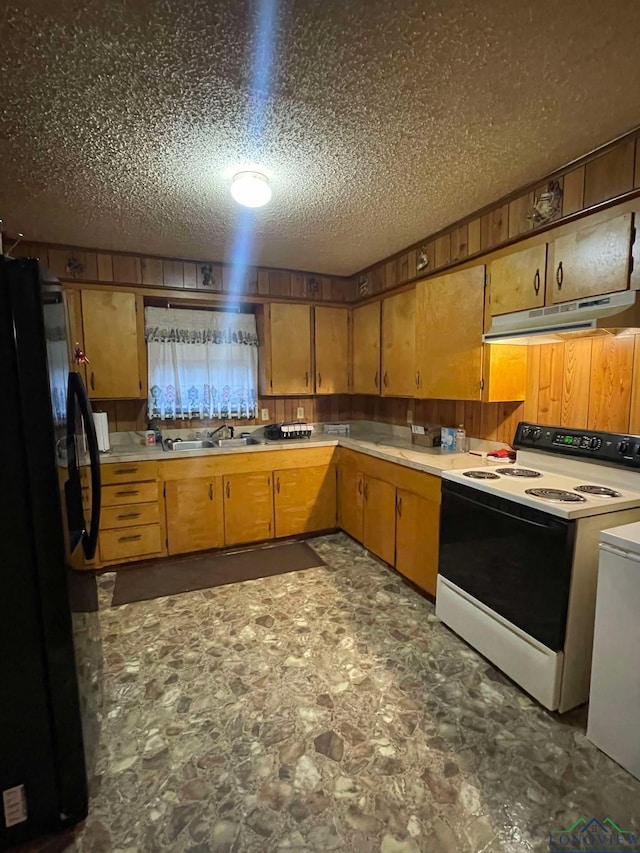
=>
[446,486,565,530]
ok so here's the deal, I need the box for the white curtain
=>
[145,307,259,420]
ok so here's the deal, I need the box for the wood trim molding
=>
[356,127,640,302]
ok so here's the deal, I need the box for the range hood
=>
[483,290,640,345]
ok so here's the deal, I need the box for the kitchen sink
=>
[214,437,263,447]
[170,439,215,450]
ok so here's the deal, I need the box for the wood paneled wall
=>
[9,240,356,304]
[357,129,640,301]
[524,335,640,434]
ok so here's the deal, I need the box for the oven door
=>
[438,480,575,650]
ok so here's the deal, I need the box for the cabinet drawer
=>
[102,481,158,506]
[100,502,159,530]
[101,461,158,485]
[99,524,162,563]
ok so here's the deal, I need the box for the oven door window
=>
[438,482,575,650]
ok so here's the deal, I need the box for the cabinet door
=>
[416,266,485,401]
[363,475,396,565]
[274,465,336,537]
[550,213,632,304]
[352,302,381,395]
[165,477,224,555]
[81,290,141,398]
[338,465,364,542]
[267,303,312,394]
[315,307,349,394]
[381,290,415,397]
[223,472,274,545]
[490,244,547,315]
[395,489,440,597]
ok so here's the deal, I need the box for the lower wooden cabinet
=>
[395,488,440,597]
[338,464,364,541]
[274,465,336,538]
[165,477,224,555]
[97,467,165,566]
[223,471,274,545]
[363,475,396,565]
[337,449,441,596]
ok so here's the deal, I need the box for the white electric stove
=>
[436,422,640,713]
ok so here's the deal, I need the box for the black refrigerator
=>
[0,256,102,848]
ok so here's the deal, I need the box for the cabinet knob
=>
[556,261,563,289]
[533,268,540,295]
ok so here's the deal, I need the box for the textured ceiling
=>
[2,0,640,276]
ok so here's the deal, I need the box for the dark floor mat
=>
[111,541,326,606]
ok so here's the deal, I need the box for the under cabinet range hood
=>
[483,290,640,345]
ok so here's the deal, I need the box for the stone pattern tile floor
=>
[19,533,640,853]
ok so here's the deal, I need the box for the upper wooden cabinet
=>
[489,243,547,316]
[314,307,349,394]
[381,290,415,397]
[259,303,312,395]
[549,213,633,304]
[352,302,381,395]
[416,266,485,400]
[81,290,143,399]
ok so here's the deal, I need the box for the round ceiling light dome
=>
[230,171,272,208]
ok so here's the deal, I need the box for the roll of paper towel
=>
[93,412,110,453]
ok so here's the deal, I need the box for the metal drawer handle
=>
[90,371,95,391]
[358,478,362,495]
[318,372,322,388]
[397,496,403,517]
[305,371,309,387]
[363,481,368,500]
[415,370,420,388]
[117,512,141,520]
[118,534,142,543]
[383,372,388,387]
[556,261,563,288]
[209,483,213,500]
[276,477,280,493]
[114,467,138,475]
[115,489,139,497]
[226,481,230,498]
[374,370,378,388]
[533,268,540,295]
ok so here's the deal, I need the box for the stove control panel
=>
[514,422,640,468]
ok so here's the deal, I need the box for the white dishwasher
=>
[587,521,640,781]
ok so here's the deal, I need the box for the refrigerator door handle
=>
[66,372,101,559]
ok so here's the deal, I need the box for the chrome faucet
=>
[207,423,235,440]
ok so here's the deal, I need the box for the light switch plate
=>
[296,406,305,419]
[406,408,414,424]
[261,408,269,421]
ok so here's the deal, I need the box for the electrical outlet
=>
[261,408,269,421]
[407,408,414,424]
[296,406,305,420]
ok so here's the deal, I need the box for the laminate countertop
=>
[99,432,499,478]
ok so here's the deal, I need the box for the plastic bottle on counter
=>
[455,424,467,453]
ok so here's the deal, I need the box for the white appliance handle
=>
[599,542,640,563]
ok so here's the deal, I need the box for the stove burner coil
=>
[525,488,587,503]
[462,471,500,480]
[574,485,622,498]
[495,468,542,478]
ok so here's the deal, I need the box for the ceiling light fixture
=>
[230,171,272,208]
